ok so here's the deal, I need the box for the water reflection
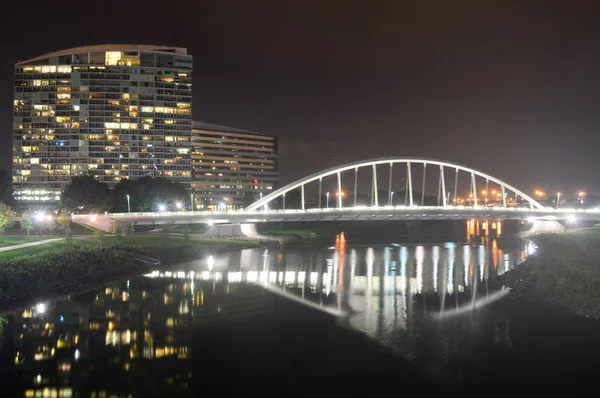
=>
[2,230,532,393]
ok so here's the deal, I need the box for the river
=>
[2,220,600,395]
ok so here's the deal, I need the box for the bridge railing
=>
[71,206,600,222]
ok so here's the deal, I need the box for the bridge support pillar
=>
[521,219,565,236]
[203,223,258,238]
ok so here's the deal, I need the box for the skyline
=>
[2,0,600,195]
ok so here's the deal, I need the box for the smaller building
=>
[191,121,278,210]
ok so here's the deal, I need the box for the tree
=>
[57,209,72,240]
[113,177,188,212]
[0,169,13,205]
[61,176,111,213]
[0,202,15,236]
[43,217,56,236]
[21,209,34,236]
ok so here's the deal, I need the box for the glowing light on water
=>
[400,246,408,295]
[262,248,269,271]
[416,246,424,293]
[463,245,471,286]
[478,245,485,282]
[447,245,455,294]
[432,287,510,319]
[432,246,439,292]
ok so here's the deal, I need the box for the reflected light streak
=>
[416,246,424,293]
[478,245,485,282]
[432,246,439,293]
[492,239,498,269]
[400,246,408,295]
[447,244,455,294]
[259,283,346,317]
[263,248,269,271]
[463,245,471,286]
[350,249,357,302]
[432,287,510,319]
[366,247,374,329]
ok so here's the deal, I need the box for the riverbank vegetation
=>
[498,229,600,319]
[0,234,260,307]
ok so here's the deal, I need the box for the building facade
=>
[13,45,193,203]
[191,121,278,210]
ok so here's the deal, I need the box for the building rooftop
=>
[192,121,274,138]
[16,45,188,66]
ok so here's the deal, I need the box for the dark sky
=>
[2,0,600,196]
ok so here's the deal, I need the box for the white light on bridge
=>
[158,204,166,212]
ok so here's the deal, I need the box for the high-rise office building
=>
[13,45,193,203]
[191,121,278,210]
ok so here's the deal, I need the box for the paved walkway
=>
[0,238,64,252]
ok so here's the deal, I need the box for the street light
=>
[126,194,131,213]
[556,192,561,209]
[391,191,395,205]
[326,192,330,209]
[158,204,166,212]
[35,213,44,241]
[176,201,183,210]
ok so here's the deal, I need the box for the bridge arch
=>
[246,158,544,211]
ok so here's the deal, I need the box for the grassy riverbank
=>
[497,229,600,319]
[0,236,46,248]
[0,235,259,307]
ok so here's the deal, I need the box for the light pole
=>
[326,192,330,209]
[390,191,394,206]
[446,192,451,206]
[556,192,561,209]
[126,194,131,213]
[190,193,194,212]
[35,213,45,242]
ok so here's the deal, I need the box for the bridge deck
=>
[72,206,600,232]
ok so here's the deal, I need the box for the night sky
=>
[2,0,600,196]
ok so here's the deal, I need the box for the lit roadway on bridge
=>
[72,157,600,232]
[72,206,600,233]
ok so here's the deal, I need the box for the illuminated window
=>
[30,158,39,164]
[105,51,123,65]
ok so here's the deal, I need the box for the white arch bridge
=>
[72,158,600,233]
